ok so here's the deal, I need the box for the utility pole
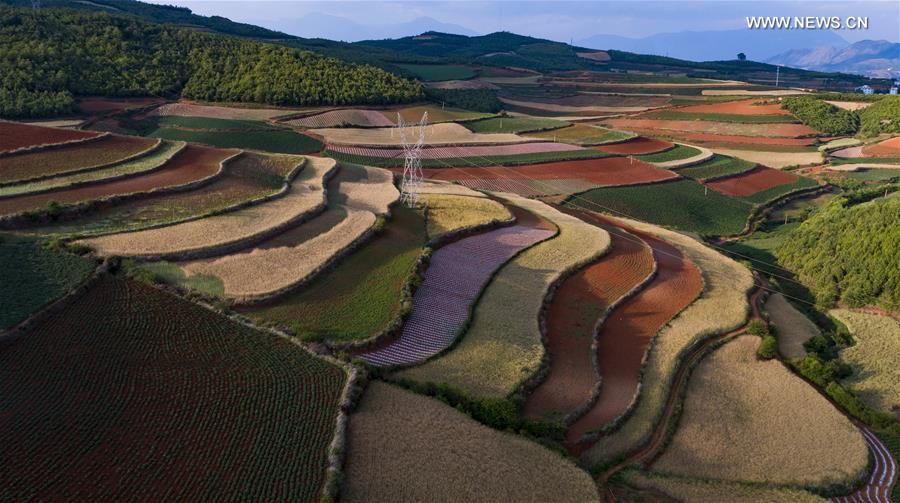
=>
[775,65,781,87]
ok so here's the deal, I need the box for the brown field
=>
[523,216,655,423]
[0,121,100,153]
[863,136,900,157]
[0,145,233,216]
[673,99,790,115]
[621,128,817,147]
[710,148,823,168]
[652,335,868,487]
[342,382,599,502]
[0,135,158,184]
[566,215,703,447]
[316,122,525,146]
[701,89,808,96]
[595,137,673,154]
[77,96,166,114]
[765,293,819,359]
[603,118,817,138]
[705,166,799,197]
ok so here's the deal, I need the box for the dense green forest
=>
[0,6,422,118]
[858,96,900,137]
[423,88,502,113]
[780,96,859,135]
[776,194,899,311]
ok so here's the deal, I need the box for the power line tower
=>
[397,111,428,208]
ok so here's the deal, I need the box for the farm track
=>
[358,204,555,368]
[565,214,703,454]
[599,285,765,502]
[832,428,897,503]
[522,216,655,423]
[0,145,233,216]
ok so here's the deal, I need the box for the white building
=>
[856,85,875,95]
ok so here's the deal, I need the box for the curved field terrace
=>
[603,118,818,138]
[358,218,555,367]
[0,121,100,153]
[523,215,655,423]
[328,141,582,159]
[0,144,234,216]
[594,136,673,155]
[672,99,791,116]
[620,129,818,147]
[565,214,703,449]
[863,136,900,158]
[285,109,395,128]
[704,166,800,197]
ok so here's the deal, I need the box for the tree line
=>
[0,6,423,118]
[782,95,900,137]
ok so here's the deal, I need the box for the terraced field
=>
[327,142,591,168]
[150,102,302,120]
[603,118,817,138]
[832,310,900,418]
[634,144,701,163]
[76,156,331,258]
[523,216,655,424]
[765,293,819,359]
[708,168,819,204]
[596,137,673,155]
[863,137,900,157]
[651,336,868,488]
[0,236,95,329]
[0,121,100,153]
[24,151,299,237]
[526,124,635,146]
[149,127,322,154]
[583,215,753,468]
[676,154,756,181]
[566,216,702,448]
[421,194,512,239]
[317,122,528,146]
[463,117,569,134]
[285,109,395,128]
[0,277,345,501]
[394,195,611,396]
[0,134,158,184]
[177,165,397,300]
[239,206,426,342]
[0,144,234,217]
[389,105,492,124]
[620,470,826,502]
[671,99,792,116]
[567,179,754,236]
[342,382,599,502]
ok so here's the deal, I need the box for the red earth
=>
[417,157,678,186]
[523,215,655,422]
[594,137,674,155]
[603,118,817,138]
[77,97,167,114]
[0,145,235,216]
[863,136,900,157]
[0,121,100,153]
[672,99,791,116]
[704,166,798,197]
[564,213,703,454]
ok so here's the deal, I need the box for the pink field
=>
[358,224,555,367]
[328,142,584,159]
[286,109,395,128]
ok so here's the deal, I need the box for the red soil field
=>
[863,136,900,157]
[416,157,679,187]
[594,137,673,154]
[614,127,817,147]
[673,99,790,116]
[77,97,167,114]
[603,118,817,138]
[0,145,234,216]
[564,213,703,453]
[0,135,158,184]
[0,121,100,153]
[523,217,655,422]
[705,166,798,197]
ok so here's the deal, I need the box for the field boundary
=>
[0,140,179,201]
[0,149,240,230]
[0,136,161,188]
[0,130,108,160]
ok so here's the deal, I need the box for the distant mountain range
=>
[767,40,900,79]
[578,29,848,62]
[259,14,477,42]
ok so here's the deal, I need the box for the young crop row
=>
[0,277,345,501]
[396,194,611,397]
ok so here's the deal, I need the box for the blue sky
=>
[147,1,899,43]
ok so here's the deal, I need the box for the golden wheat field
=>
[652,335,868,487]
[765,293,819,360]
[342,382,599,503]
[416,180,488,198]
[584,214,753,468]
[396,194,611,397]
[832,309,900,418]
[422,194,513,239]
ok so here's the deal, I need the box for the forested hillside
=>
[0,6,422,117]
[776,195,900,311]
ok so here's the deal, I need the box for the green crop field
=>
[677,154,756,181]
[0,277,345,500]
[837,168,900,182]
[527,124,635,146]
[149,127,322,154]
[741,177,819,204]
[0,236,95,329]
[325,148,609,169]
[396,63,476,81]
[463,116,569,134]
[640,111,799,123]
[147,115,278,130]
[567,179,753,236]
[240,206,427,342]
[635,144,701,163]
